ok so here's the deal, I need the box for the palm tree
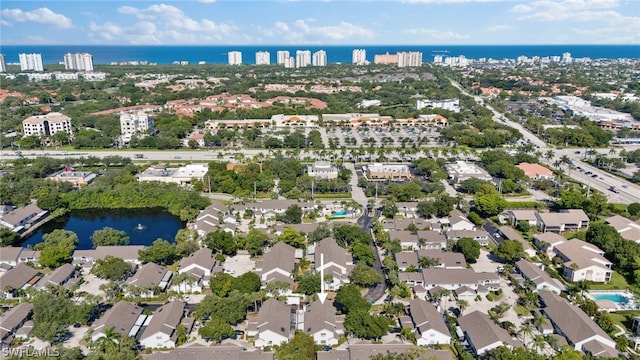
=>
[518,324,534,347]
[560,155,571,168]
[95,326,121,353]
[532,334,547,353]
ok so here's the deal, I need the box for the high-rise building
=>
[312,50,327,67]
[352,49,367,65]
[255,51,271,65]
[277,51,290,65]
[19,53,44,71]
[398,51,422,68]
[373,52,399,65]
[22,112,73,138]
[64,53,94,71]
[562,52,572,64]
[296,50,311,68]
[228,51,242,65]
[284,57,296,69]
[0,54,6,73]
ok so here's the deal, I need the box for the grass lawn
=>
[590,272,631,291]
[606,310,640,332]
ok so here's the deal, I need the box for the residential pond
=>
[22,208,184,250]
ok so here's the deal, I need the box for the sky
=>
[1,0,639,46]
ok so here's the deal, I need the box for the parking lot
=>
[223,254,255,276]
[327,125,441,149]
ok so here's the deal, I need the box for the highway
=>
[450,79,640,205]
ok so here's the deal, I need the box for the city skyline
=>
[1,0,639,46]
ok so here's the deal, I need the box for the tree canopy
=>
[36,229,78,268]
[91,227,130,248]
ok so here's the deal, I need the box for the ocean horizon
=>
[2,45,639,65]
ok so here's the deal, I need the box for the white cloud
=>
[116,4,235,33]
[402,0,506,3]
[265,19,374,43]
[1,7,72,29]
[198,0,217,3]
[404,28,470,41]
[488,24,511,32]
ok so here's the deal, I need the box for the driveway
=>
[483,221,502,245]
[224,254,255,276]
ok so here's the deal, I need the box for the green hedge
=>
[505,201,540,209]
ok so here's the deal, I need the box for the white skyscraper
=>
[312,50,327,67]
[0,54,6,73]
[64,53,94,71]
[255,51,271,65]
[277,51,290,65]
[398,51,423,68]
[228,51,242,65]
[562,52,572,64]
[352,49,367,65]
[284,57,296,68]
[296,50,311,68]
[19,53,44,71]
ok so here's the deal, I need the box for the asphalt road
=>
[359,208,387,303]
[482,221,502,245]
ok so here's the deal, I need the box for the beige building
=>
[22,112,73,138]
[374,52,399,65]
[363,163,413,181]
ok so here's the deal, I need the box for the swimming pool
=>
[333,209,347,216]
[591,293,630,304]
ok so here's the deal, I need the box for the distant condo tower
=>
[398,51,423,68]
[228,51,242,65]
[64,52,94,71]
[312,50,327,67]
[277,50,290,65]
[296,50,311,68]
[0,54,6,73]
[352,49,367,65]
[284,56,295,68]
[373,52,399,65]
[19,53,44,71]
[255,51,271,65]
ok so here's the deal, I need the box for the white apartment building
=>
[228,51,242,65]
[352,49,367,65]
[398,51,422,68]
[19,53,44,72]
[415,98,460,112]
[63,53,94,71]
[22,112,73,138]
[120,112,154,143]
[562,52,572,64]
[0,54,6,73]
[284,57,295,68]
[277,51,290,65]
[255,51,271,65]
[307,161,338,179]
[296,50,311,68]
[312,50,327,67]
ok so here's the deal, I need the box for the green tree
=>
[138,239,178,265]
[199,318,234,343]
[91,256,132,281]
[308,223,332,243]
[335,284,370,314]
[493,239,525,262]
[244,229,269,256]
[282,204,303,224]
[467,212,484,227]
[454,237,481,263]
[556,189,587,209]
[296,272,320,295]
[277,227,306,249]
[91,227,130,248]
[629,203,640,217]
[204,229,237,256]
[275,331,316,360]
[31,286,94,343]
[37,229,78,268]
[352,242,376,266]
[194,291,251,324]
[349,263,382,288]
[0,228,19,246]
[344,310,392,340]
[209,272,234,297]
[231,272,261,294]
[474,193,508,217]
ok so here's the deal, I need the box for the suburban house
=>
[390,231,420,250]
[35,263,78,289]
[73,245,145,269]
[238,200,317,220]
[174,248,221,293]
[91,301,146,341]
[553,239,612,283]
[247,299,292,348]
[406,299,451,346]
[454,286,477,301]
[313,238,353,290]
[395,251,419,271]
[536,209,590,233]
[303,300,344,346]
[125,262,173,298]
[457,311,521,356]
[516,163,554,180]
[0,263,41,298]
[606,215,640,243]
[323,344,454,360]
[0,303,33,348]
[0,204,48,233]
[540,292,618,358]
[0,247,39,267]
[514,259,565,294]
[192,203,233,237]
[400,268,500,291]
[416,231,448,250]
[445,230,490,246]
[139,301,192,349]
[395,202,419,218]
[256,242,296,289]
[507,209,538,227]
[46,166,97,187]
[142,345,275,360]
[416,250,467,269]
[533,232,567,258]
[442,210,476,231]
[381,218,430,232]
[497,226,536,257]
